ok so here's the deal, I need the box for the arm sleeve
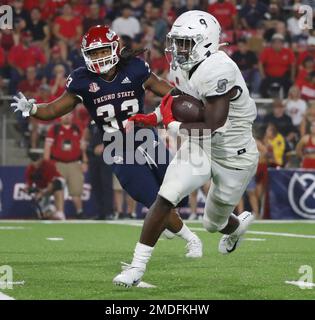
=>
[198,62,236,98]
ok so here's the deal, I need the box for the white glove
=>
[10,92,37,118]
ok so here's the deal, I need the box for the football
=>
[171,95,204,122]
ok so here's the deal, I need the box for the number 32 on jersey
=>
[96,98,139,132]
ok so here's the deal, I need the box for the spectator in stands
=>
[8,30,46,94]
[177,0,199,17]
[300,104,315,137]
[149,4,168,46]
[239,0,268,29]
[296,56,315,83]
[287,3,309,43]
[12,0,30,32]
[44,113,88,219]
[231,38,261,97]
[265,122,286,167]
[259,33,295,97]
[264,21,291,44]
[297,37,315,68]
[52,3,83,59]
[83,124,114,220]
[296,70,315,101]
[25,149,65,220]
[43,44,70,82]
[162,0,176,27]
[296,121,315,169]
[26,7,50,52]
[284,86,308,131]
[17,66,41,98]
[264,99,297,143]
[112,4,141,39]
[82,3,105,34]
[131,0,145,19]
[208,0,238,30]
[50,64,67,97]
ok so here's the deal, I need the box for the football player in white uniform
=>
[114,11,259,287]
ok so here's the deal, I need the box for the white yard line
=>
[0,226,26,230]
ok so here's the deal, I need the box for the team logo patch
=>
[216,79,228,93]
[89,82,100,93]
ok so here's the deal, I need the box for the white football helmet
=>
[165,10,221,71]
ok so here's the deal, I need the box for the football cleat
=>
[218,211,254,255]
[113,262,144,288]
[185,235,203,258]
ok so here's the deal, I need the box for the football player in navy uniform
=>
[10,25,202,258]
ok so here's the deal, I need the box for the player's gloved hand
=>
[128,113,158,127]
[160,93,175,128]
[10,92,36,118]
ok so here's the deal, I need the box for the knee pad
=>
[52,178,64,192]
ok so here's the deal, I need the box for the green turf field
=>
[0,220,314,300]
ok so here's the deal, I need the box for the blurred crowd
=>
[1,0,315,219]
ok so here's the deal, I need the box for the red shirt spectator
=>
[296,72,315,101]
[260,46,295,78]
[26,159,61,189]
[208,0,237,30]
[46,122,83,162]
[53,16,82,39]
[8,44,46,71]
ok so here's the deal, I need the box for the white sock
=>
[176,224,197,242]
[131,242,154,270]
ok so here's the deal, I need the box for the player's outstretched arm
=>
[10,90,80,121]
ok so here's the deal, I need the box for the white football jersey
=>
[169,50,258,166]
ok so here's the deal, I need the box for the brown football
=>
[171,95,204,123]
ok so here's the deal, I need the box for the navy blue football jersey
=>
[66,57,151,135]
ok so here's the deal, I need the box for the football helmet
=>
[81,25,120,74]
[165,11,221,71]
